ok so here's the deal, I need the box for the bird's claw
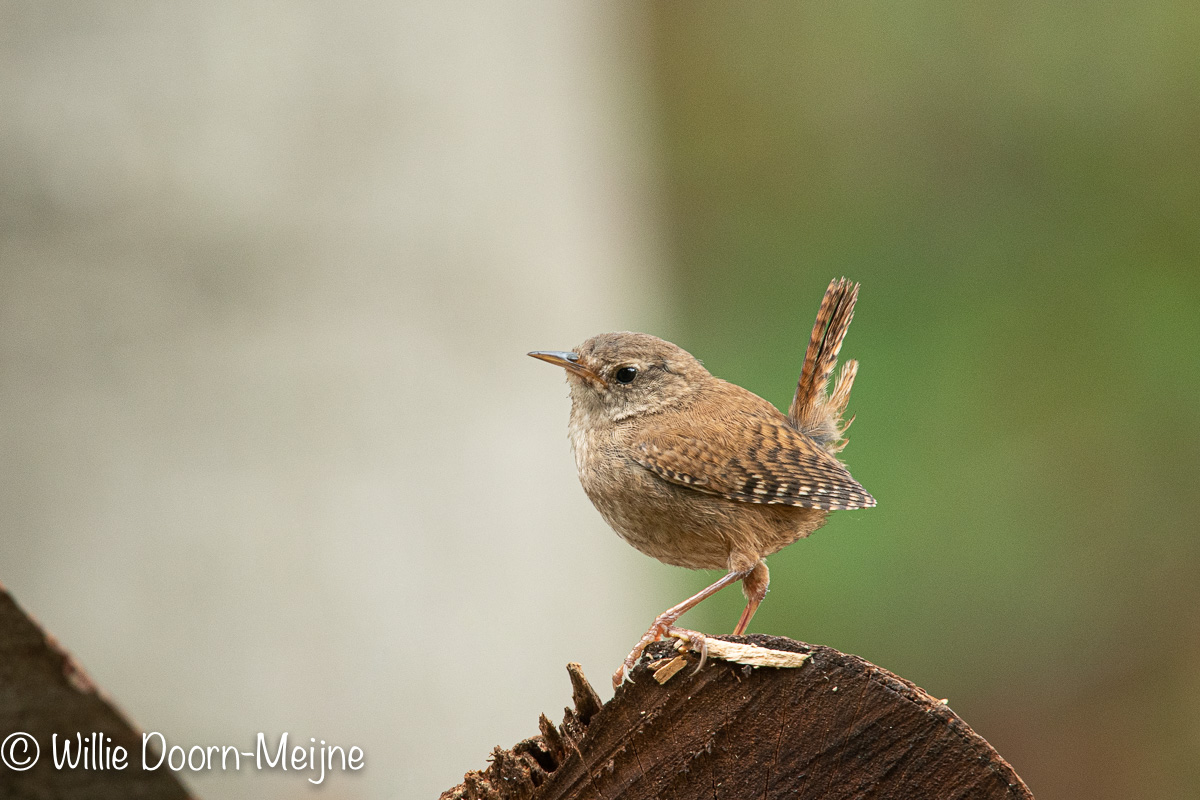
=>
[612,617,677,688]
[613,623,710,689]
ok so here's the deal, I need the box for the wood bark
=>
[442,634,1033,800]
[0,584,191,799]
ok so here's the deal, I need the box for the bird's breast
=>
[565,411,731,569]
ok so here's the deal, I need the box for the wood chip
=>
[668,630,811,669]
[652,656,688,684]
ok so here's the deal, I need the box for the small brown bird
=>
[530,278,875,687]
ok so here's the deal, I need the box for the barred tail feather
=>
[789,278,860,450]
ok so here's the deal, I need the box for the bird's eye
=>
[614,366,638,384]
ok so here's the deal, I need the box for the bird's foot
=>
[666,627,711,674]
[612,616,680,689]
[663,626,705,647]
[613,622,713,689]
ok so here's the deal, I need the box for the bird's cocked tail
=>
[789,278,860,453]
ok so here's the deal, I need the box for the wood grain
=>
[442,634,1033,800]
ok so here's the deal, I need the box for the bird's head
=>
[529,332,711,422]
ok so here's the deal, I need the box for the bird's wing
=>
[632,414,876,512]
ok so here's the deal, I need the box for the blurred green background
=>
[646,4,1200,799]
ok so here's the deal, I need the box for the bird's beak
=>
[528,350,609,388]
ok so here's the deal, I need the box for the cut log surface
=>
[0,585,191,800]
[442,634,1034,800]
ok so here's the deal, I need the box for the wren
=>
[530,278,875,687]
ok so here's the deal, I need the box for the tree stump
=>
[0,585,191,800]
[441,633,1033,800]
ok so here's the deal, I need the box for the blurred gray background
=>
[1,2,667,798]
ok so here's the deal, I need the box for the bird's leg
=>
[613,567,753,689]
[733,560,769,635]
